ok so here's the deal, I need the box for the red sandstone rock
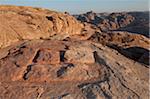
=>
[0,5,83,48]
[0,40,149,99]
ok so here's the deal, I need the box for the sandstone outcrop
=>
[0,40,149,99]
[0,5,83,48]
[89,31,150,65]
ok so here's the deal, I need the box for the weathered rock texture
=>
[0,40,149,99]
[0,5,149,99]
[88,31,150,65]
[0,5,83,48]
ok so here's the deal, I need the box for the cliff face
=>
[0,6,149,99]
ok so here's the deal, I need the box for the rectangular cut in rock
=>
[33,49,60,64]
[50,50,60,64]
[64,47,95,64]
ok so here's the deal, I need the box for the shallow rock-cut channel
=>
[0,40,149,99]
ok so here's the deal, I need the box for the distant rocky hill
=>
[74,11,149,37]
[119,12,149,37]
[0,6,149,99]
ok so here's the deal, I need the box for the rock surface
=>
[0,40,149,99]
[74,11,149,37]
[0,5,149,99]
[118,12,149,37]
[88,31,150,65]
[0,5,83,48]
[74,11,134,31]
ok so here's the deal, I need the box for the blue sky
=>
[0,0,149,14]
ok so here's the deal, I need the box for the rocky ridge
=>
[74,11,135,31]
[0,5,83,48]
[74,11,149,37]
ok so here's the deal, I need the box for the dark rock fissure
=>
[57,63,74,77]
[60,50,66,62]
[46,16,53,21]
[23,64,33,80]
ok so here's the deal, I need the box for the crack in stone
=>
[22,64,33,80]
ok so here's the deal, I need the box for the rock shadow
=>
[107,45,149,65]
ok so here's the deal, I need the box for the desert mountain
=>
[0,5,149,99]
[74,11,149,37]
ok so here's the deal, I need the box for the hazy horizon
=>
[0,0,149,14]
